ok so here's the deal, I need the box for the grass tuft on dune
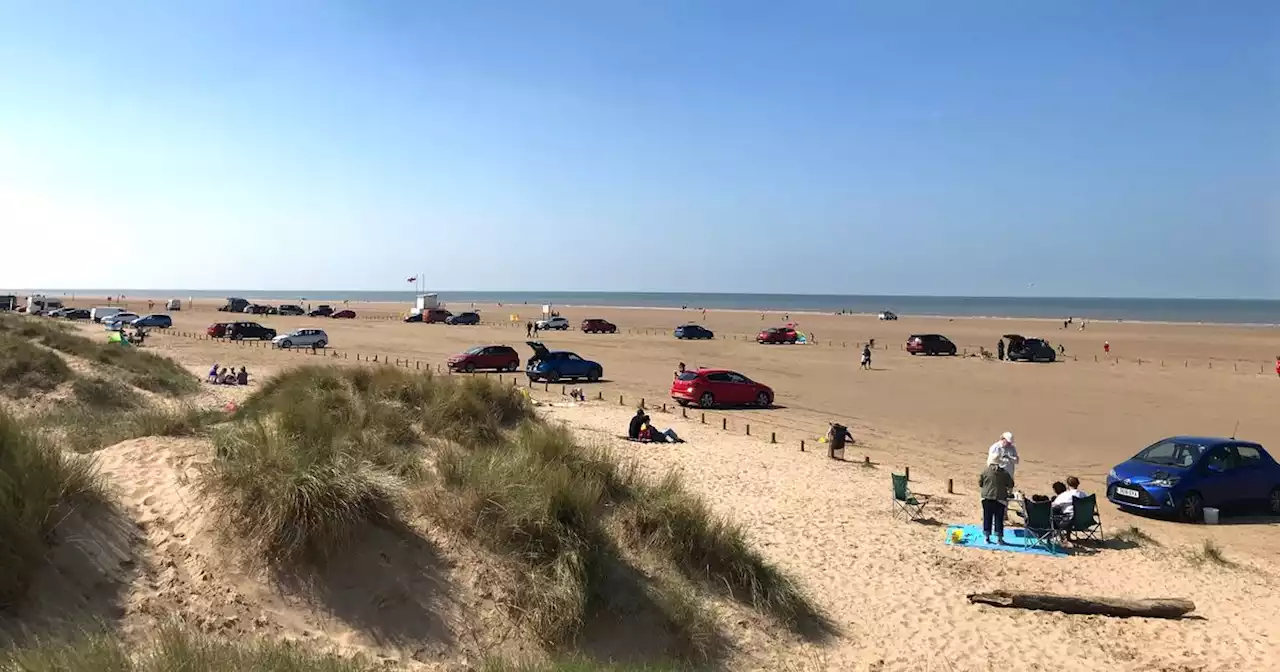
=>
[0,331,73,397]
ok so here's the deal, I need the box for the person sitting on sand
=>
[628,408,649,440]
[1064,475,1088,498]
[236,366,248,386]
[1050,481,1074,528]
[218,368,234,385]
[979,463,1015,545]
[207,363,220,384]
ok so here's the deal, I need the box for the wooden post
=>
[745,424,750,436]
[770,431,776,444]
[865,456,871,466]
[661,402,666,412]
[543,382,549,391]
[560,385,565,395]
[948,478,954,494]
[800,440,805,452]
[722,418,727,430]
[596,391,602,400]
[619,394,624,405]
[640,397,645,409]
[905,465,910,480]
[701,413,705,424]
[682,408,687,418]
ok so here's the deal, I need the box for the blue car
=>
[674,324,714,340]
[525,341,603,383]
[1106,436,1280,522]
[131,314,173,328]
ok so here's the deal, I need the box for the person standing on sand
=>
[997,339,1005,361]
[1104,341,1110,356]
[987,431,1019,479]
[1275,356,1279,378]
[526,322,532,337]
[860,344,872,370]
[979,462,1014,545]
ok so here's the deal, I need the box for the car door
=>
[724,372,754,404]
[477,347,500,369]
[1197,446,1241,509]
[1230,444,1270,504]
[563,353,588,377]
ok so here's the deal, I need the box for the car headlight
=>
[1151,476,1180,488]
[1108,469,1117,480]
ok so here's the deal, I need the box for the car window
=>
[566,354,582,361]
[1136,439,1204,467]
[1236,446,1262,464]
[706,372,731,382]
[1204,446,1239,471]
[676,372,699,381]
[726,373,750,384]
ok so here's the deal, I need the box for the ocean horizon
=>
[7,289,1280,325]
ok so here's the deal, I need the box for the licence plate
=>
[1115,487,1140,499]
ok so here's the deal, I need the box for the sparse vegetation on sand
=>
[1114,525,1159,546]
[0,331,73,397]
[0,315,198,397]
[0,623,374,671]
[1191,539,1233,567]
[38,405,225,454]
[205,364,829,661]
[0,409,106,610]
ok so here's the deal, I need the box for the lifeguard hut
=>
[411,293,443,316]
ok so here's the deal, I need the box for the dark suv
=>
[448,345,519,372]
[581,318,617,334]
[446,312,481,325]
[906,334,957,356]
[308,305,334,317]
[1004,334,1056,362]
[278,304,305,316]
[226,321,277,341]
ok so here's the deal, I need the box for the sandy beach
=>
[15,297,1280,670]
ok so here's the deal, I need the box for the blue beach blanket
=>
[944,524,1066,557]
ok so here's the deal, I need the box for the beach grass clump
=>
[1114,525,1160,547]
[71,377,143,410]
[0,409,106,610]
[37,405,224,454]
[0,623,375,671]
[620,472,829,633]
[0,331,74,397]
[1192,539,1233,567]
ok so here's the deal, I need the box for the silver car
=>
[272,328,328,349]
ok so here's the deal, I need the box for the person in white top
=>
[1051,476,1088,526]
[987,431,1019,479]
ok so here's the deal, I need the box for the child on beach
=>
[860,345,871,370]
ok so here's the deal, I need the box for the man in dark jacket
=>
[628,408,649,440]
[979,463,1015,544]
[997,339,1005,361]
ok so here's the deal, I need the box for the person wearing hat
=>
[987,431,1020,479]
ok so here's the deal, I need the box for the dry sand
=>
[20,297,1280,670]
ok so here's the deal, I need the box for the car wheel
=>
[315,340,326,348]
[505,362,518,372]
[699,392,715,408]
[910,351,917,356]
[279,340,291,348]
[755,391,772,407]
[546,370,561,382]
[587,367,601,382]
[676,399,689,407]
[1269,487,1280,515]
[464,362,476,373]
[1180,492,1204,522]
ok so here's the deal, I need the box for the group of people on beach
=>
[977,431,1091,544]
[207,363,249,386]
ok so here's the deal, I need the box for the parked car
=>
[1107,436,1280,521]
[671,368,773,409]
[229,322,276,340]
[46,308,72,318]
[247,304,277,315]
[102,313,140,330]
[448,345,519,373]
[536,316,570,331]
[581,318,617,334]
[207,322,231,338]
[278,304,305,316]
[131,314,173,328]
[308,305,334,317]
[446,312,481,325]
[219,298,250,313]
[674,324,715,340]
[272,328,328,349]
[421,309,452,323]
[91,307,123,323]
[906,334,957,356]
[331,310,356,319]
[1004,334,1056,362]
[757,327,798,344]
[403,312,423,323]
[525,341,602,382]
[878,311,898,321]
[61,308,91,320]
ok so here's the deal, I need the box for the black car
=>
[674,324,715,340]
[278,304,305,316]
[227,322,277,341]
[446,312,481,325]
[906,334,957,356]
[1004,334,1056,362]
[62,308,91,320]
[308,305,334,317]
[248,304,277,315]
[403,312,423,323]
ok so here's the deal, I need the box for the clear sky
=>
[1,1,1276,298]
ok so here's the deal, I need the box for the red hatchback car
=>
[671,368,773,409]
[757,327,798,344]
[331,309,356,319]
[581,318,617,334]
[448,345,520,373]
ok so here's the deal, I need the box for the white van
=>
[91,307,123,323]
[166,299,182,311]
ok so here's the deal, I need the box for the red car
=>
[448,345,520,373]
[581,318,617,334]
[331,310,356,319]
[207,322,229,337]
[757,327,798,344]
[671,368,773,409]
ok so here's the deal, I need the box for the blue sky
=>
[1,1,1276,298]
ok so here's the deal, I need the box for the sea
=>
[12,290,1280,326]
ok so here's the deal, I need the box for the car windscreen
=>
[1135,440,1204,468]
[676,372,699,381]
[465,346,485,355]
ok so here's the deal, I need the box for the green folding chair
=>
[891,473,930,521]
[1020,498,1059,551]
[1064,494,1103,544]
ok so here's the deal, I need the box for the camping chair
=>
[891,473,930,521]
[1063,494,1103,544]
[1020,498,1059,552]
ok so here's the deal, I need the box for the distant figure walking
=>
[996,339,1005,361]
[532,322,539,337]
[860,345,872,370]
[1275,356,1279,378]
[526,322,532,337]
[1103,341,1111,356]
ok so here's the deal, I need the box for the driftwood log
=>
[967,590,1195,619]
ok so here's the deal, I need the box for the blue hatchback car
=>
[674,324,714,340]
[525,341,603,383]
[131,314,173,328]
[1106,436,1280,522]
